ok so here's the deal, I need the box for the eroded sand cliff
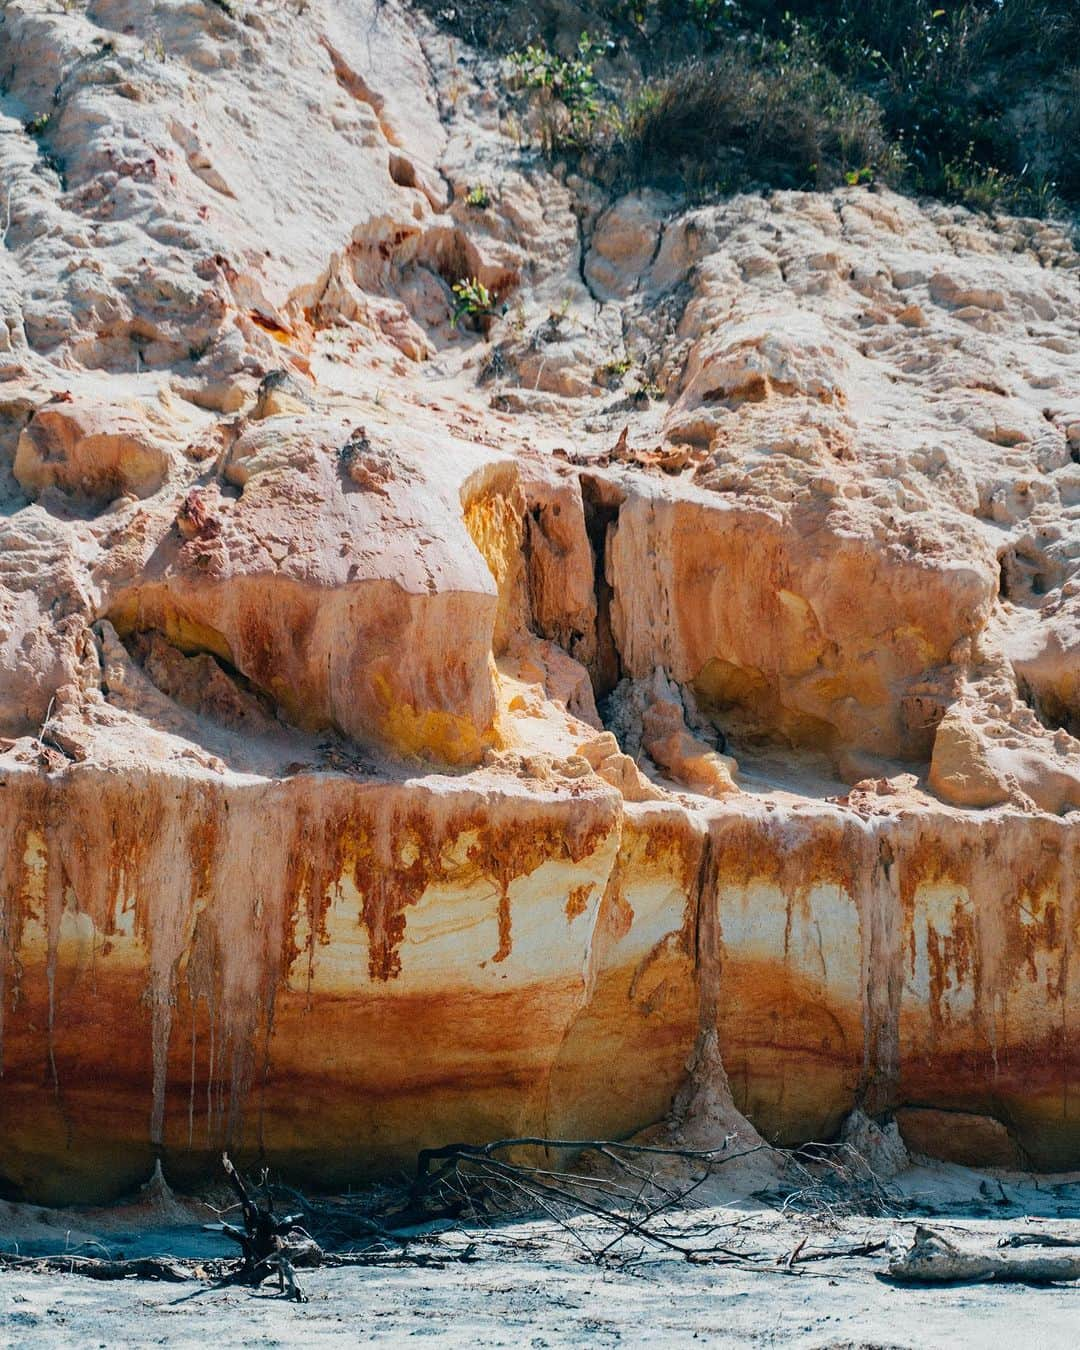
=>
[0,0,1078,1202]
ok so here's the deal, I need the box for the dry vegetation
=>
[418,0,1080,216]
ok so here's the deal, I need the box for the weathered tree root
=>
[214,1152,319,1302]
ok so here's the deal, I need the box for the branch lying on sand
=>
[888,1226,1080,1284]
[0,1254,192,1282]
[416,1136,767,1176]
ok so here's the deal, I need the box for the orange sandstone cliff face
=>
[0,0,1078,1201]
[2,765,1077,1201]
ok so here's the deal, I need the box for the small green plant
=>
[536,294,574,343]
[451,277,497,328]
[465,183,492,208]
[941,143,1014,212]
[600,356,632,382]
[24,112,50,137]
[1015,170,1061,219]
[509,32,604,118]
[630,379,664,404]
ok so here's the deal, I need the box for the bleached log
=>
[888,1226,1080,1284]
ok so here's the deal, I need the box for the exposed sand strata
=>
[0,751,1077,1200]
[0,0,1078,1202]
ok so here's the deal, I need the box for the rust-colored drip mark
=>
[185,796,221,921]
[565,884,592,923]
[926,923,945,1038]
[486,849,525,967]
[224,1018,257,1149]
[280,809,347,999]
[924,896,976,1040]
[242,802,317,1155]
[493,887,512,963]
[1061,832,1077,1122]
[0,796,41,1073]
[1037,901,1061,987]
[117,794,167,945]
[280,818,312,990]
[43,830,67,1098]
[605,883,634,943]
[146,786,217,1149]
[361,875,413,982]
[854,823,904,1117]
[184,906,224,1146]
[351,806,448,983]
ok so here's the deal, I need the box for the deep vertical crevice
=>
[580,473,624,704]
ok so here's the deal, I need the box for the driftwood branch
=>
[0,1253,191,1282]
[417,1136,764,1177]
[998,1233,1080,1250]
[888,1226,1080,1284]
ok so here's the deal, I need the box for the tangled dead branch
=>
[0,1254,192,1282]
[410,1135,772,1268]
[757,1139,905,1223]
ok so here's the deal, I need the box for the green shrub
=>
[509,32,604,116]
[1049,67,1080,203]
[749,1,1080,213]
[610,35,903,193]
